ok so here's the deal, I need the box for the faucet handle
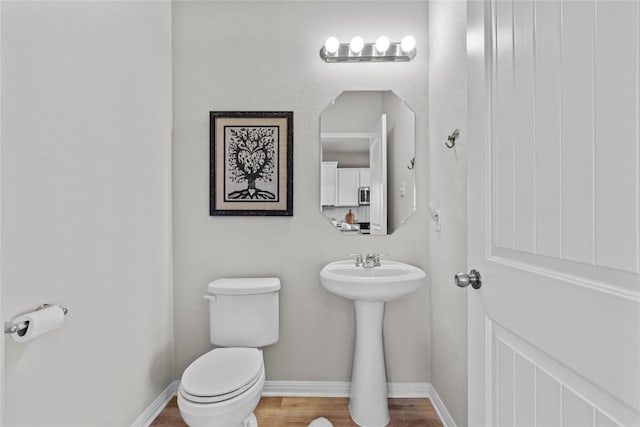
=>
[373,253,388,266]
[349,253,363,266]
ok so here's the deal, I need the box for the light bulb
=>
[375,36,390,53]
[324,37,339,55]
[401,35,416,53]
[350,36,364,54]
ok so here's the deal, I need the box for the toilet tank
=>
[206,277,280,347]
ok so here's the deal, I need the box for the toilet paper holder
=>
[4,303,68,335]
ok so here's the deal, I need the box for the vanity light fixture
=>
[320,35,417,62]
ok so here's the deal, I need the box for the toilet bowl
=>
[178,348,265,427]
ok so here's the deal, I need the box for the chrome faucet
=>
[351,253,387,268]
[363,253,376,268]
[364,253,387,268]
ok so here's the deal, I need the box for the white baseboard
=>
[130,380,180,427]
[262,380,430,398]
[263,380,351,397]
[428,383,458,427]
[387,382,431,398]
[133,380,454,427]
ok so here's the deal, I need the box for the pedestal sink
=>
[320,259,426,427]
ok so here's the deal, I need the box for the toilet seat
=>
[180,348,263,404]
[180,369,263,404]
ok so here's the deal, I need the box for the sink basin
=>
[320,259,426,427]
[320,260,426,302]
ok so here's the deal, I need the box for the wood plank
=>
[594,0,639,272]
[513,0,536,254]
[536,369,562,427]
[560,0,595,265]
[534,0,563,258]
[493,0,515,250]
[562,388,595,427]
[497,340,515,427]
[151,396,443,427]
[150,398,185,427]
[514,352,535,427]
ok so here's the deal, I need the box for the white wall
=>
[0,2,174,425]
[172,0,430,383]
[428,1,468,426]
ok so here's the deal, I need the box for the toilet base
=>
[178,405,258,427]
[177,367,265,427]
[244,413,258,427]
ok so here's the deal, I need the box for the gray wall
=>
[172,1,430,382]
[1,2,174,425]
[428,1,469,426]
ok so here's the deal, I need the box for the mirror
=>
[320,91,416,235]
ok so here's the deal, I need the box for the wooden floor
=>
[151,396,443,427]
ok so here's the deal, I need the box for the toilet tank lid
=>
[207,277,281,295]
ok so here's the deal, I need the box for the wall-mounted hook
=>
[445,129,459,149]
[407,157,415,170]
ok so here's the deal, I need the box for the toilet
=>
[178,277,280,427]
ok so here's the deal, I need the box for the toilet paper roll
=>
[11,305,66,343]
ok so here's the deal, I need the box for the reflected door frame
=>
[369,114,387,235]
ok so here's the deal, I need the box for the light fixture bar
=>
[320,41,416,63]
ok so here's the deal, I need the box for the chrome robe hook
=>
[445,129,459,149]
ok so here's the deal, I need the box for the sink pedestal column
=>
[349,300,389,427]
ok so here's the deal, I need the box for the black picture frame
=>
[210,111,293,216]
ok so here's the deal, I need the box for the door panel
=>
[488,0,639,276]
[594,1,639,273]
[492,321,637,427]
[468,1,640,426]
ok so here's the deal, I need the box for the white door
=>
[467,1,640,426]
[369,114,387,235]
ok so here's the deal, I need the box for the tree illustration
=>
[226,127,276,200]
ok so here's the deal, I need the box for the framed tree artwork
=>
[210,111,293,216]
